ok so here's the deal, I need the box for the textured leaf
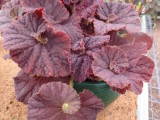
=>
[108,30,153,50]
[20,0,69,24]
[0,10,12,32]
[131,32,153,50]
[120,43,147,66]
[111,86,130,94]
[50,89,104,120]
[107,29,134,46]
[14,71,70,104]
[0,0,9,9]
[96,2,141,34]
[71,53,91,82]
[123,55,154,94]
[92,46,130,88]
[62,0,80,5]
[92,46,155,94]
[93,19,125,35]
[0,0,23,32]
[71,35,110,82]
[54,15,84,51]
[28,82,81,120]
[28,82,103,120]
[3,53,11,60]
[80,18,95,36]
[76,0,103,18]
[20,0,45,11]
[77,90,104,120]
[2,0,22,16]
[111,56,154,95]
[84,35,110,53]
[3,12,71,77]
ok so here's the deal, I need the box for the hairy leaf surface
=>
[107,30,153,50]
[123,55,154,94]
[107,29,133,46]
[28,82,81,120]
[120,43,147,66]
[3,12,71,77]
[28,82,103,120]
[131,32,153,50]
[0,10,12,32]
[71,35,110,82]
[96,2,141,34]
[0,0,22,32]
[20,0,69,24]
[76,0,103,18]
[77,90,104,120]
[93,19,125,35]
[80,18,95,36]
[111,86,130,94]
[92,46,154,94]
[54,15,84,51]
[14,71,70,104]
[0,0,9,9]
[62,0,79,5]
[92,46,129,88]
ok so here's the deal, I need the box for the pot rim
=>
[74,80,109,87]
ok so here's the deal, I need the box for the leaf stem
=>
[69,76,74,87]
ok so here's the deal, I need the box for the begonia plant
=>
[0,0,155,120]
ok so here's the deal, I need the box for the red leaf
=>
[76,0,103,18]
[92,46,155,94]
[28,82,104,120]
[84,35,110,53]
[125,55,154,83]
[62,0,80,5]
[3,12,71,77]
[0,0,9,9]
[120,43,147,66]
[80,18,95,36]
[96,2,141,34]
[123,55,154,94]
[28,82,81,120]
[107,30,133,46]
[92,46,130,89]
[71,53,91,82]
[107,30,153,50]
[20,0,69,24]
[54,15,84,51]
[131,32,153,50]
[71,36,110,82]
[14,71,70,104]
[93,19,126,35]
[78,90,104,120]
[111,86,130,94]
[0,10,12,32]
[0,0,23,33]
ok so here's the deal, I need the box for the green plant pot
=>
[73,81,119,107]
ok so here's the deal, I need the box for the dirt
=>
[0,39,138,120]
[97,92,137,120]
[0,40,27,120]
